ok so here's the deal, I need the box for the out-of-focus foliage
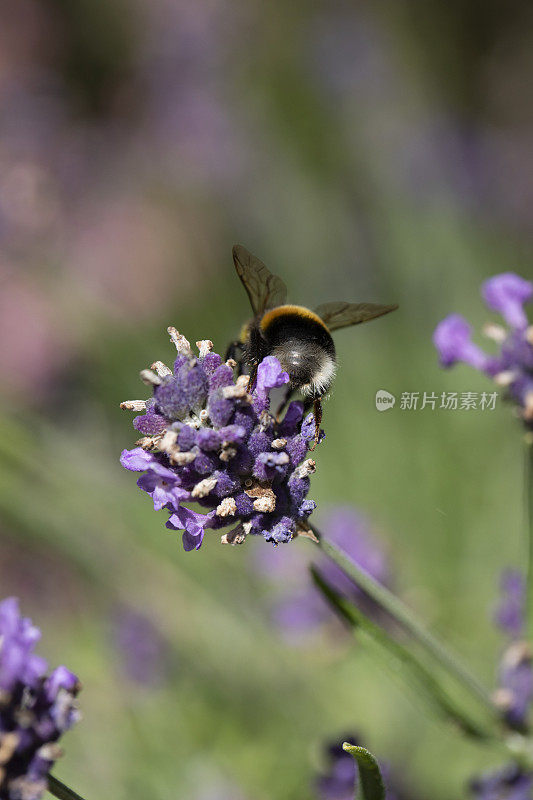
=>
[1,1,533,797]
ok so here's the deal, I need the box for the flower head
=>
[434,273,533,427]
[0,597,80,800]
[120,329,320,551]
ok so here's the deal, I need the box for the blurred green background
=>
[1,0,533,797]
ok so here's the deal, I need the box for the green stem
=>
[309,525,496,718]
[47,775,88,800]
[312,567,493,740]
[526,439,533,644]
[342,743,385,800]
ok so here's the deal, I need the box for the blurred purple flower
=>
[136,0,252,187]
[0,0,257,407]
[121,330,320,550]
[0,597,80,799]
[434,273,533,427]
[495,570,525,638]
[433,315,494,371]
[318,508,390,602]
[470,764,533,800]
[495,642,533,731]
[315,734,359,800]
[255,507,390,641]
[483,275,533,331]
[493,571,533,731]
[113,607,171,687]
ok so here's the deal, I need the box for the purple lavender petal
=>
[44,666,79,701]
[256,355,290,392]
[483,273,533,330]
[278,401,305,435]
[301,412,324,444]
[166,506,214,551]
[253,356,289,413]
[137,466,190,511]
[120,447,156,471]
[433,315,491,371]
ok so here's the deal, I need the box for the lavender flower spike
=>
[434,273,533,427]
[492,569,533,731]
[120,330,320,551]
[0,597,81,800]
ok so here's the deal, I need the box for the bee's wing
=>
[232,245,288,315]
[314,301,398,331]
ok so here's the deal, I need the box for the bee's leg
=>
[248,363,258,392]
[309,397,323,451]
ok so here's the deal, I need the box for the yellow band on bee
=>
[260,305,329,333]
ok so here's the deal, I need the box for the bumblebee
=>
[228,245,397,447]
